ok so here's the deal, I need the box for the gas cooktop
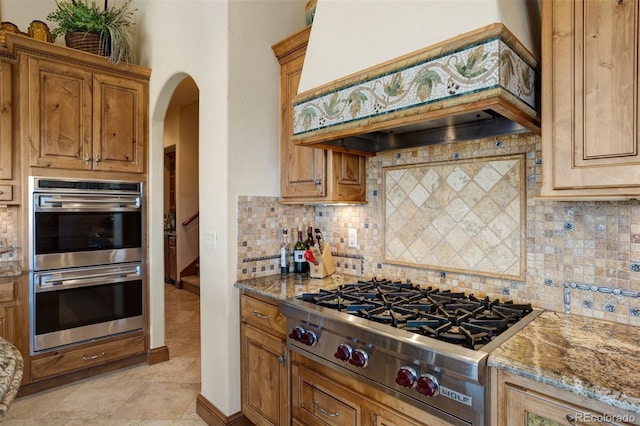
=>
[299,278,533,350]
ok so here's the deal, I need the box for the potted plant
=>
[47,0,136,64]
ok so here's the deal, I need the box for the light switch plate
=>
[348,228,357,248]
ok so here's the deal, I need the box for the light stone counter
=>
[488,311,640,415]
[0,337,23,421]
[234,272,362,300]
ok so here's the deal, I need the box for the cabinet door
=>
[542,0,640,195]
[292,363,361,426]
[0,61,12,179]
[241,323,288,426]
[0,306,15,344]
[279,43,325,199]
[168,236,177,284]
[503,382,628,426]
[93,74,145,173]
[28,58,93,170]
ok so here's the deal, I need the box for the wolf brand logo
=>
[439,386,472,406]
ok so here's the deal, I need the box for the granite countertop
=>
[0,338,23,420]
[488,311,640,415]
[0,262,21,279]
[235,272,361,300]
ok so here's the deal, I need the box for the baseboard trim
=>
[147,345,170,365]
[196,394,252,426]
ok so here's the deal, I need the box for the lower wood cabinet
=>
[240,292,288,426]
[291,352,453,426]
[493,370,639,426]
[0,305,15,343]
[164,233,177,283]
[30,334,145,381]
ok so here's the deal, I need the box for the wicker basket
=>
[65,32,109,57]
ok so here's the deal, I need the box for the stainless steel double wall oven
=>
[29,177,145,353]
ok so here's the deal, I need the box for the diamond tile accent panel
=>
[384,155,525,279]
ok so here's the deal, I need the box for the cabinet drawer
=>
[31,334,145,381]
[0,185,12,201]
[292,364,360,426]
[240,294,286,337]
[0,280,15,303]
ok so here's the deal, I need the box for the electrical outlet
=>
[204,231,217,249]
[348,228,357,248]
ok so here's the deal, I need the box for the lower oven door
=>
[31,262,144,353]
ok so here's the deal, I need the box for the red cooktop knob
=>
[300,330,318,346]
[395,366,417,388]
[334,344,353,362]
[416,374,439,397]
[288,326,305,341]
[348,348,369,368]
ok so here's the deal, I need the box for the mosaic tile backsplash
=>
[237,133,640,326]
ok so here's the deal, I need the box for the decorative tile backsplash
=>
[384,155,524,279]
[237,133,640,326]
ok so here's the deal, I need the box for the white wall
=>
[134,0,305,417]
[298,0,540,93]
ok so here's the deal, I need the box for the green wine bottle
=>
[293,230,308,273]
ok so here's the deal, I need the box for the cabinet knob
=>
[565,414,576,425]
[95,155,101,164]
[277,353,286,364]
[314,179,322,185]
[85,153,91,164]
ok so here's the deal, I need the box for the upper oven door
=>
[31,179,143,271]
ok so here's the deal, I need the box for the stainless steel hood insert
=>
[292,24,540,155]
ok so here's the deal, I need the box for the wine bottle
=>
[279,229,289,275]
[294,230,308,273]
[305,225,314,249]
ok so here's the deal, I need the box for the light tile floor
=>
[5,284,206,425]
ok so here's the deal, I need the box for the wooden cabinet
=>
[164,234,177,284]
[31,334,145,381]
[20,41,147,174]
[0,279,17,346]
[292,364,361,426]
[0,59,12,181]
[493,370,638,426]
[272,27,367,204]
[541,0,640,199]
[240,292,289,426]
[291,352,453,426]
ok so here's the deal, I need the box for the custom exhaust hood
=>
[292,1,541,156]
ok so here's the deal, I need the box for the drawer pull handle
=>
[82,351,106,361]
[565,414,576,425]
[252,310,271,320]
[313,400,339,417]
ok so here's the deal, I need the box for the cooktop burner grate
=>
[300,278,532,350]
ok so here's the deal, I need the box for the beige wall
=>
[176,100,199,278]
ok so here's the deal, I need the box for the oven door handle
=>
[35,265,142,292]
[37,195,141,210]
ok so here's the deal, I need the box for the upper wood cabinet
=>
[272,27,367,204]
[13,35,149,174]
[0,59,12,180]
[541,0,640,199]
